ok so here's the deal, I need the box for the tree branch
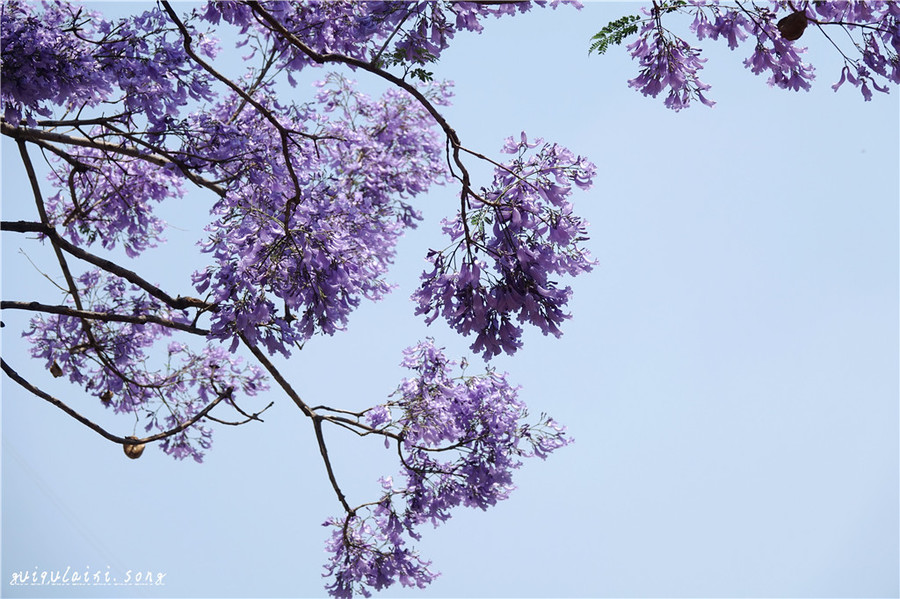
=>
[238,332,316,419]
[1,358,231,447]
[1,300,209,335]
[314,416,352,513]
[1,121,226,197]
[205,400,274,426]
[236,332,353,511]
[2,220,215,312]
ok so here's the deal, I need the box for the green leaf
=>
[410,68,434,83]
[588,14,641,56]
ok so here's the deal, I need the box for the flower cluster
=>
[323,340,571,597]
[322,504,438,599]
[44,148,183,258]
[628,11,716,110]
[191,74,451,357]
[414,133,596,359]
[691,3,815,93]
[0,1,110,124]
[1,1,216,126]
[24,270,268,462]
[90,4,219,130]
[618,1,899,109]
[812,2,900,100]
[199,1,573,74]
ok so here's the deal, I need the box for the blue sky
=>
[2,3,898,598]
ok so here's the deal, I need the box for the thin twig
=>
[206,400,274,426]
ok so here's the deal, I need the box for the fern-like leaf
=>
[589,14,641,56]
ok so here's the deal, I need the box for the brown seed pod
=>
[100,390,113,403]
[777,10,809,41]
[49,361,63,378]
[123,436,146,460]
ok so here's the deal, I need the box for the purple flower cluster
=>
[813,2,900,100]
[624,1,899,109]
[323,340,571,597]
[199,1,572,72]
[729,6,816,92]
[45,148,182,258]
[322,505,437,599]
[628,13,716,110]
[191,74,450,356]
[1,1,216,126]
[369,1,570,64]
[414,133,596,359]
[24,270,268,462]
[0,1,110,124]
[91,5,218,129]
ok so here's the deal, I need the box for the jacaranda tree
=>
[1,1,897,596]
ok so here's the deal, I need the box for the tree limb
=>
[314,416,352,513]
[2,220,215,312]
[1,358,231,446]
[1,300,210,335]
[1,121,226,197]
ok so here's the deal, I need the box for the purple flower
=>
[414,134,596,359]
[627,17,715,111]
[1,1,111,124]
[322,512,438,599]
[323,340,571,596]
[624,1,899,109]
[192,74,450,356]
[45,148,181,257]
[23,269,268,462]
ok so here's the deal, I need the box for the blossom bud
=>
[123,436,145,459]
[777,11,808,41]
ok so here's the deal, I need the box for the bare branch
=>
[36,114,130,128]
[235,332,353,511]
[1,300,210,335]
[206,400,274,426]
[2,220,215,313]
[15,139,107,366]
[320,413,402,440]
[238,332,316,418]
[314,416,352,513]
[1,358,231,446]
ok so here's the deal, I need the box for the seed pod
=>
[777,10,808,41]
[49,361,63,378]
[100,390,113,403]
[123,436,145,460]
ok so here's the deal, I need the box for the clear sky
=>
[2,3,898,598]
